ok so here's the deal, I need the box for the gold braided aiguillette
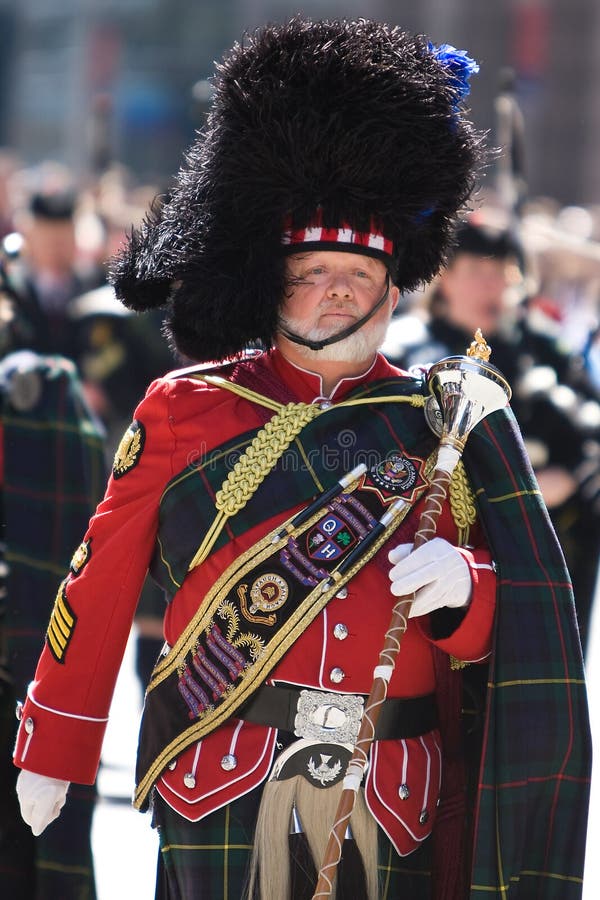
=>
[189,402,321,569]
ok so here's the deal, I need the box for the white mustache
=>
[317,301,360,317]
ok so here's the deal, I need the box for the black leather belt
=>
[238,684,438,741]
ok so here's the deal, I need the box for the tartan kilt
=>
[152,786,433,899]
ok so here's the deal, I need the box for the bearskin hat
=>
[109,17,484,362]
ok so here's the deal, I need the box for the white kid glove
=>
[388,537,472,618]
[16,769,70,836]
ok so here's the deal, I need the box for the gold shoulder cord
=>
[187,374,426,569]
[189,399,321,568]
[449,459,477,545]
[448,459,478,671]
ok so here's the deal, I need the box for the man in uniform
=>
[13,19,590,900]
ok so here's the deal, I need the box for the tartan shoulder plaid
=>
[464,405,591,898]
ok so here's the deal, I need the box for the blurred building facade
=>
[0,0,599,205]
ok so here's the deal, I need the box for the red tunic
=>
[14,350,495,856]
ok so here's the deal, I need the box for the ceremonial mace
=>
[312,330,511,899]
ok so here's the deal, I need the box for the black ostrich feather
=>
[109,17,484,362]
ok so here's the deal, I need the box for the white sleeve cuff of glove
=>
[16,769,70,836]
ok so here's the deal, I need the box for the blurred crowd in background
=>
[0,153,177,441]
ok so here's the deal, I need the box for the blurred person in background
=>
[523,203,600,395]
[528,205,600,344]
[69,186,178,449]
[383,218,600,653]
[12,184,104,360]
[5,159,175,705]
[58,164,180,442]
[0,234,105,897]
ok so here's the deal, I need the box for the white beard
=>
[278,312,390,363]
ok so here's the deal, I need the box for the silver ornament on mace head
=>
[425,329,512,451]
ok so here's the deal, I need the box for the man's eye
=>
[309,266,325,275]
[355,270,370,278]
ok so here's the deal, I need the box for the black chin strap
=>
[278,274,391,351]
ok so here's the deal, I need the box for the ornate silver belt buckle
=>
[294,689,364,745]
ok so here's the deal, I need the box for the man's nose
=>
[326,274,353,299]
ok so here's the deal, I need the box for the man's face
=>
[279,250,398,362]
[24,218,77,276]
[438,253,518,336]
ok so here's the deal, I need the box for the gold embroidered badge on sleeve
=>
[46,580,77,663]
[70,538,92,576]
[113,419,146,479]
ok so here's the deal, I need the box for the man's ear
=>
[390,284,400,313]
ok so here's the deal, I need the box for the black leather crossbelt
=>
[237,684,438,740]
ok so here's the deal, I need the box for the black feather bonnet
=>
[109,17,484,362]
